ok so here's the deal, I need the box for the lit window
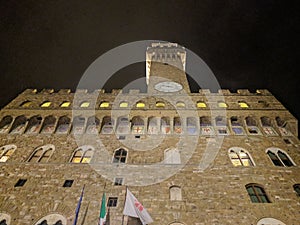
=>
[156,101,165,107]
[238,101,249,108]
[218,101,227,108]
[70,146,94,164]
[246,184,270,203]
[107,197,118,207]
[228,148,254,167]
[28,145,54,163]
[41,101,51,107]
[0,145,16,162]
[60,101,70,107]
[136,102,145,108]
[176,102,185,108]
[119,102,128,108]
[100,101,109,108]
[80,101,90,108]
[170,186,182,201]
[267,148,295,167]
[196,101,206,108]
[20,101,32,107]
[113,148,127,163]
[293,184,300,197]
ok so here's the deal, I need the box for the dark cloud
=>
[0,1,299,121]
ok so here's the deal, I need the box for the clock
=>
[154,81,183,92]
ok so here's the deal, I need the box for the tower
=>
[146,42,191,94]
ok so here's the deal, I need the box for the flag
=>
[99,193,106,225]
[73,185,85,225]
[123,188,153,225]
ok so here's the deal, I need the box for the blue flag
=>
[73,185,85,225]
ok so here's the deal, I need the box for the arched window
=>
[56,116,71,134]
[70,146,94,163]
[196,101,206,108]
[275,117,292,136]
[100,101,110,108]
[28,145,54,163]
[161,117,170,134]
[86,116,100,134]
[156,101,165,108]
[148,117,158,134]
[173,117,182,134]
[0,116,13,133]
[293,184,300,197]
[0,213,10,225]
[228,148,254,166]
[34,214,67,225]
[218,101,227,108]
[136,102,145,108]
[230,116,245,135]
[41,101,51,107]
[200,116,214,135]
[25,115,42,133]
[260,117,277,136]
[10,115,27,134]
[131,116,145,134]
[186,117,197,135]
[245,116,261,135]
[116,116,130,134]
[257,218,286,225]
[60,101,70,107]
[246,184,270,203]
[0,144,16,162]
[164,148,181,164]
[0,220,7,225]
[238,101,249,108]
[101,116,114,134]
[80,101,90,108]
[266,148,295,167]
[170,186,182,201]
[113,148,127,163]
[20,100,32,107]
[72,116,86,134]
[176,101,185,108]
[119,102,128,108]
[41,116,56,133]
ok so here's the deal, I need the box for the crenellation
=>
[237,89,251,95]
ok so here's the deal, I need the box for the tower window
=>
[176,101,185,108]
[113,148,127,163]
[15,179,27,187]
[246,184,270,203]
[107,197,118,207]
[170,186,182,201]
[20,100,32,107]
[28,145,54,163]
[155,101,165,108]
[266,148,295,167]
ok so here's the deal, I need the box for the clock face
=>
[154,81,183,92]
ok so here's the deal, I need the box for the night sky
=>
[0,1,299,121]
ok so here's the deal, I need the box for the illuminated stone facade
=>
[0,43,299,225]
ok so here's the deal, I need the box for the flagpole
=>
[73,184,85,225]
[121,186,128,225]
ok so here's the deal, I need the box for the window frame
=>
[112,148,128,163]
[228,147,255,167]
[0,144,17,162]
[28,144,55,163]
[266,148,295,167]
[70,146,94,164]
[246,183,271,203]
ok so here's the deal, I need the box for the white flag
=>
[123,188,153,225]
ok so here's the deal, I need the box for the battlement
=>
[18,88,273,96]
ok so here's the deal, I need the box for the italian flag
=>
[99,193,106,225]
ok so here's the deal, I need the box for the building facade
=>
[0,43,299,225]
